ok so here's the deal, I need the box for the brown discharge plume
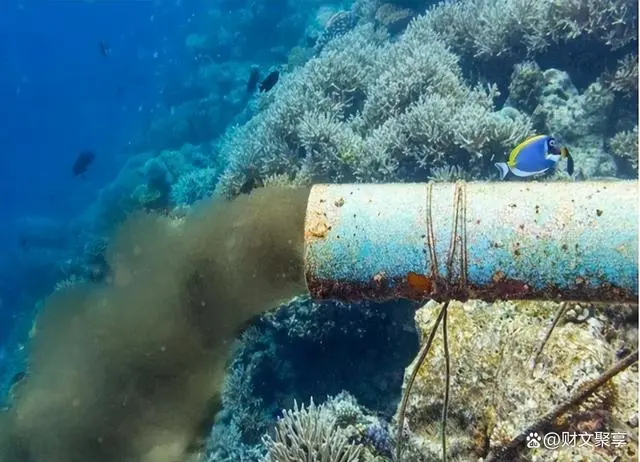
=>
[0,187,311,462]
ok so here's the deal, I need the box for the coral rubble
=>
[397,299,638,461]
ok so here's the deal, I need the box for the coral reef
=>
[507,61,544,114]
[608,53,639,96]
[215,17,535,196]
[205,295,418,460]
[76,143,218,241]
[206,390,399,462]
[262,397,363,462]
[532,69,618,178]
[170,168,218,206]
[211,0,637,197]
[374,3,415,35]
[215,25,382,196]
[609,126,639,173]
[261,392,396,462]
[397,299,638,461]
[424,0,637,59]
[507,57,638,180]
[314,10,358,52]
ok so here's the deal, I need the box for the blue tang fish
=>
[495,135,573,180]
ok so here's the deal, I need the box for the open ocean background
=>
[1,0,191,338]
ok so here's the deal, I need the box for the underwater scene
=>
[0,0,638,461]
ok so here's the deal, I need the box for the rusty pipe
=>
[303,182,638,303]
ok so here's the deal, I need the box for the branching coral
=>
[608,53,639,96]
[170,167,218,206]
[547,0,637,49]
[215,25,382,197]
[360,28,466,127]
[357,88,532,181]
[427,165,469,183]
[262,398,363,462]
[216,16,533,195]
[297,110,364,182]
[424,0,637,59]
[609,126,639,172]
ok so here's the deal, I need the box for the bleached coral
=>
[215,25,382,197]
[609,126,639,172]
[357,88,532,181]
[262,398,363,462]
[427,165,469,183]
[424,0,637,58]
[216,17,533,195]
[360,24,467,127]
[608,53,639,96]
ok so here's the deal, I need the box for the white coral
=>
[262,398,363,462]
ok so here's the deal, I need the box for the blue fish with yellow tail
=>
[495,135,573,180]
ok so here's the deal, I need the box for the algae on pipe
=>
[303,181,638,303]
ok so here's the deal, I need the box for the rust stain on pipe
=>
[303,182,638,304]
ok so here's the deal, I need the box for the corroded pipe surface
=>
[303,182,638,303]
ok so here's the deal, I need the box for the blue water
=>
[1,1,189,220]
[0,0,194,337]
[0,0,314,344]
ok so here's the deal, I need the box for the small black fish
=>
[72,150,96,177]
[8,371,27,399]
[99,40,111,57]
[247,66,260,93]
[9,371,26,389]
[562,146,574,176]
[259,70,279,92]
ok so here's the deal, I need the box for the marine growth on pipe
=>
[303,181,638,303]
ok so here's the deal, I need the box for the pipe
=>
[303,181,638,303]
